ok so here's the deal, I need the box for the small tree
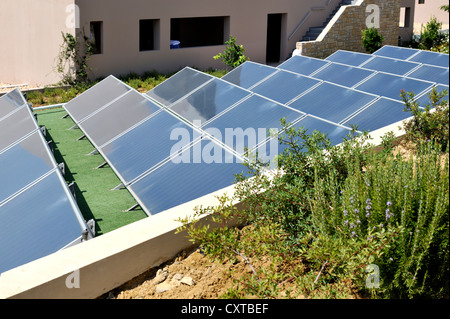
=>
[419,16,444,50]
[214,35,249,68]
[362,27,384,53]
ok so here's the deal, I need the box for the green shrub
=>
[362,27,384,53]
[401,87,449,151]
[419,16,445,50]
[214,35,249,68]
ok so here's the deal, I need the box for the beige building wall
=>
[414,0,449,33]
[1,0,346,86]
[75,0,343,81]
[0,0,75,87]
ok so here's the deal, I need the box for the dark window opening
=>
[170,16,228,49]
[90,21,103,54]
[140,19,160,51]
[399,7,411,28]
[418,0,424,4]
[266,14,283,63]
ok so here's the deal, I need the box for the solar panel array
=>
[61,45,448,222]
[222,45,448,132]
[0,89,93,274]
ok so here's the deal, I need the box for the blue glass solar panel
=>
[221,62,278,89]
[146,68,213,106]
[0,89,27,119]
[101,110,195,185]
[79,90,162,148]
[0,171,84,274]
[278,55,329,76]
[64,75,131,123]
[415,85,449,109]
[343,98,412,132]
[355,73,433,101]
[0,106,39,152]
[287,82,377,123]
[252,115,353,164]
[408,50,449,68]
[0,131,55,204]
[169,78,251,126]
[203,95,304,155]
[325,50,373,67]
[407,64,449,86]
[360,56,421,76]
[311,63,375,87]
[128,138,249,215]
[251,71,321,104]
[373,45,419,60]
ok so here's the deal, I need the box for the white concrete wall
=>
[0,0,75,86]
[414,0,449,33]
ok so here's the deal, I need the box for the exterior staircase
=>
[301,0,357,41]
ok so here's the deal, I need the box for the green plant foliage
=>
[214,35,249,68]
[362,27,384,53]
[401,87,449,151]
[418,16,445,50]
[57,32,95,85]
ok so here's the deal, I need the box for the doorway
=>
[266,14,283,63]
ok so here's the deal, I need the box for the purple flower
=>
[343,210,348,216]
[344,220,349,226]
[387,201,393,206]
[354,208,360,214]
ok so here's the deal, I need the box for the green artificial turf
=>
[36,107,147,236]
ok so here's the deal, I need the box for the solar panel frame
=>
[277,55,330,76]
[287,81,379,124]
[167,77,252,126]
[342,97,413,132]
[0,130,57,205]
[373,45,420,60]
[250,70,322,104]
[309,62,376,88]
[146,67,215,107]
[359,56,422,76]
[407,50,449,68]
[127,137,250,216]
[63,75,132,124]
[0,105,40,153]
[0,88,28,119]
[354,72,434,101]
[325,50,374,67]
[99,109,200,186]
[0,170,88,274]
[76,90,164,148]
[405,64,449,86]
[221,61,278,89]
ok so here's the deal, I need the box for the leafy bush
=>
[418,16,445,50]
[214,35,249,68]
[362,27,384,53]
[401,87,449,151]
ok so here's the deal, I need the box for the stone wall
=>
[298,0,401,59]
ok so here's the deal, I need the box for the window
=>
[140,19,160,51]
[170,16,229,49]
[418,0,425,4]
[399,7,411,28]
[90,21,103,54]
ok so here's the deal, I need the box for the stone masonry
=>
[297,0,400,59]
